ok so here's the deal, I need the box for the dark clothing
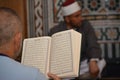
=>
[49,20,101,61]
[0,53,9,57]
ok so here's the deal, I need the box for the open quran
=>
[21,29,82,78]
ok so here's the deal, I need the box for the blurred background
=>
[0,0,119,78]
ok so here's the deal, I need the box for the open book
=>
[21,29,82,78]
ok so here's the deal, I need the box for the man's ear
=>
[14,32,22,51]
[64,16,70,23]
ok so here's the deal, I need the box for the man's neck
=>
[0,53,9,57]
[66,24,73,29]
[0,48,15,59]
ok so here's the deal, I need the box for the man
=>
[49,0,106,79]
[0,7,61,80]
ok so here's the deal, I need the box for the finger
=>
[47,73,61,80]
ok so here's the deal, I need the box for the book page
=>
[72,29,81,77]
[21,37,51,75]
[50,30,74,77]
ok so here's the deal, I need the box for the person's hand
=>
[47,72,61,80]
[89,61,99,78]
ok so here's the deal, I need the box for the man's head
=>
[62,0,83,28]
[0,7,22,59]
